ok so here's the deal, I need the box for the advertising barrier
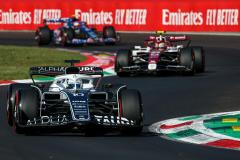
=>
[0,0,239,32]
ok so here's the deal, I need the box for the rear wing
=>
[43,18,73,24]
[156,31,166,35]
[168,35,191,47]
[168,35,190,42]
[145,34,191,47]
[30,66,103,77]
[30,66,103,85]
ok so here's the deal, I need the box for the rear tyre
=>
[192,46,205,73]
[119,89,143,135]
[103,26,117,45]
[7,84,31,126]
[35,26,52,45]
[13,89,40,134]
[115,49,132,77]
[180,48,195,76]
[60,28,74,46]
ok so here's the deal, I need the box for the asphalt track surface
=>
[0,32,240,160]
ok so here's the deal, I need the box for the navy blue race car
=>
[35,18,120,46]
[7,62,143,135]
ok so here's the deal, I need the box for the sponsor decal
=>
[78,66,95,72]
[27,115,68,125]
[94,115,135,125]
[119,9,147,25]
[72,94,85,97]
[162,9,239,26]
[148,63,157,70]
[206,9,238,26]
[63,90,90,121]
[27,115,135,126]
[37,66,65,73]
[0,9,31,24]
[0,0,238,31]
[162,9,203,26]
[33,9,61,24]
[75,9,113,25]
[74,8,147,25]
[33,66,100,74]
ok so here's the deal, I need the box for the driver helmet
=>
[156,35,164,42]
[73,21,80,27]
[71,14,79,21]
[70,14,80,28]
[49,77,82,92]
[65,78,82,90]
[155,41,166,51]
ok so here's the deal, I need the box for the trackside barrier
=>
[0,0,239,32]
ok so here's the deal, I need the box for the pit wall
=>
[0,0,239,32]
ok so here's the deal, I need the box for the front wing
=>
[118,64,191,73]
[54,37,118,45]
[22,115,137,129]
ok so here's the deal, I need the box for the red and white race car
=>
[115,31,205,76]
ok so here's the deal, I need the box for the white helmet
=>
[49,74,96,92]
[49,77,82,92]
[158,42,165,48]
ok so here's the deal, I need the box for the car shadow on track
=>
[23,131,157,138]
[120,71,209,78]
[22,125,158,137]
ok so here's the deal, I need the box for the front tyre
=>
[35,26,52,45]
[7,83,31,126]
[103,26,117,45]
[60,28,74,46]
[119,89,143,135]
[13,89,40,134]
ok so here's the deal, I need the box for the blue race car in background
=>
[35,17,120,46]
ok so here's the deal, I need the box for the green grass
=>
[0,45,86,80]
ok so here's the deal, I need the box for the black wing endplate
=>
[29,66,103,77]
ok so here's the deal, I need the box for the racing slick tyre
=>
[60,28,74,46]
[119,89,143,135]
[35,26,52,45]
[192,46,205,73]
[115,49,132,77]
[13,88,40,134]
[180,48,195,76]
[103,26,117,45]
[7,83,31,126]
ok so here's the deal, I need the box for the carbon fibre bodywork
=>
[8,65,143,134]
